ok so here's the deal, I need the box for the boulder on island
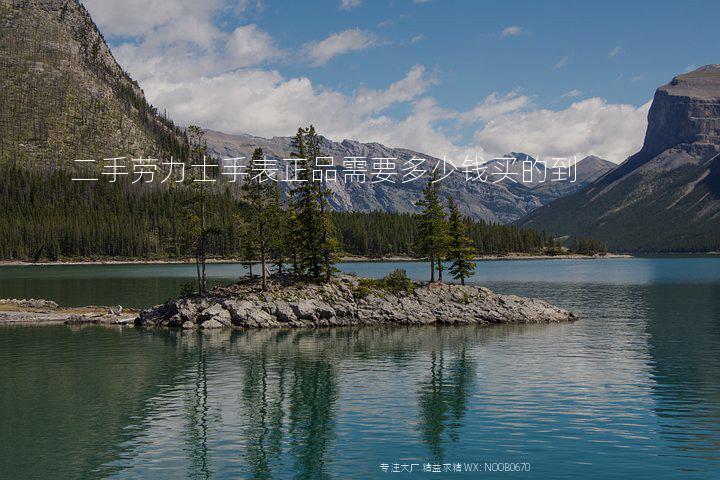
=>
[135,274,577,330]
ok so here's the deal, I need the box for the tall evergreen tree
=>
[240,147,280,290]
[268,186,288,275]
[416,169,450,282]
[305,125,338,282]
[186,125,213,295]
[447,197,476,285]
[289,125,337,281]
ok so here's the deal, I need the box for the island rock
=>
[135,275,577,329]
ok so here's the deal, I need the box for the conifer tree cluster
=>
[416,171,476,284]
[287,126,338,282]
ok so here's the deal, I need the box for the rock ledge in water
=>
[135,275,577,329]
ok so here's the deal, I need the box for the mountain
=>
[530,155,617,198]
[0,0,186,166]
[0,0,612,225]
[517,65,720,251]
[205,130,613,223]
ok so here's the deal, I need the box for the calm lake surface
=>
[1,258,719,479]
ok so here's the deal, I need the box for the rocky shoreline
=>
[0,299,136,326]
[136,275,577,330]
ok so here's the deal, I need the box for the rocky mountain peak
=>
[640,65,720,160]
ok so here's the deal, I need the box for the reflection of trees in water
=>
[235,330,339,480]
[417,345,475,461]
[227,325,516,476]
[240,347,287,479]
[288,357,338,480]
[644,284,720,459]
[184,346,213,479]
[96,325,500,478]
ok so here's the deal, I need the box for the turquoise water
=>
[1,258,719,478]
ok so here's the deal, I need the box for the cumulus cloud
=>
[303,29,376,66]
[473,98,651,162]
[500,25,523,38]
[84,0,650,164]
[226,25,283,67]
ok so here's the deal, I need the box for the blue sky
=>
[83,0,719,162]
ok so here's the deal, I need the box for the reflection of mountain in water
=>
[644,284,720,459]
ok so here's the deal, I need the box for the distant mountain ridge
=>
[517,65,720,251]
[0,0,616,226]
[205,130,615,223]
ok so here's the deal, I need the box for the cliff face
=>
[205,130,614,223]
[0,0,187,166]
[517,65,720,251]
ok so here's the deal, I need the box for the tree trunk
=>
[260,245,267,291]
[195,248,202,295]
[430,256,435,283]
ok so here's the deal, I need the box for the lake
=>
[1,258,719,479]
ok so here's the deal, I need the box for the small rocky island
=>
[135,273,578,329]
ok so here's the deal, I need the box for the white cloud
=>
[608,46,623,58]
[144,66,438,144]
[473,98,651,162]
[303,29,376,66]
[500,25,523,38]
[561,89,582,98]
[553,56,569,70]
[84,0,650,165]
[410,35,425,44]
[339,0,362,10]
[458,91,533,123]
[226,25,282,68]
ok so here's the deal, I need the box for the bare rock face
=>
[135,275,577,330]
[640,65,720,160]
[518,65,720,252]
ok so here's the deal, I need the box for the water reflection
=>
[643,284,720,460]
[417,346,474,461]
[1,280,720,479]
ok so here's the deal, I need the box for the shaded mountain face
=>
[206,130,613,223]
[0,0,186,166]
[517,65,720,252]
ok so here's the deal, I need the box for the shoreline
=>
[0,300,137,326]
[0,252,637,266]
[0,275,578,328]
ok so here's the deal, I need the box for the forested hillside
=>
[0,163,557,261]
[0,0,187,165]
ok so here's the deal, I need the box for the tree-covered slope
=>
[0,0,187,166]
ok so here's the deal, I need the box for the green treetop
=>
[447,197,476,285]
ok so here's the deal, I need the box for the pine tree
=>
[184,125,219,296]
[447,197,476,285]
[289,125,337,281]
[268,186,288,275]
[240,147,280,290]
[305,125,338,282]
[416,169,450,282]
